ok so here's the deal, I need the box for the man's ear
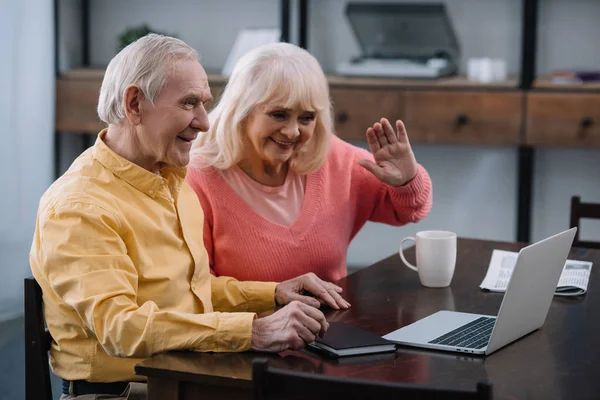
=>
[123,84,145,125]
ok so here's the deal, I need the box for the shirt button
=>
[231,343,238,350]
[148,189,154,195]
[160,179,165,185]
[170,197,175,203]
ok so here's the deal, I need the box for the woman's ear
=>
[123,84,145,125]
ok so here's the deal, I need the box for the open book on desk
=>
[480,249,593,296]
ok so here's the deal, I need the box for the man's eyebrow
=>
[180,93,213,103]
[179,93,199,101]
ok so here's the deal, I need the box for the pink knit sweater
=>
[186,136,432,283]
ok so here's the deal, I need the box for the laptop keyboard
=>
[428,317,496,349]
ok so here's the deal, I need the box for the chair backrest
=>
[570,196,600,249]
[24,277,53,400]
[252,359,493,400]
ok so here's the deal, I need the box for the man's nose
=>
[191,106,210,132]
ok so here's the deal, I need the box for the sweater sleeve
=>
[349,142,433,226]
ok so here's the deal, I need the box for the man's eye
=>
[301,114,315,122]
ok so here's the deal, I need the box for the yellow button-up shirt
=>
[30,131,277,382]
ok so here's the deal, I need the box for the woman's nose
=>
[281,121,300,138]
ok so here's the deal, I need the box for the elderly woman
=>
[186,42,432,285]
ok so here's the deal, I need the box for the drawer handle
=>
[455,114,469,126]
[580,117,594,129]
[336,111,349,124]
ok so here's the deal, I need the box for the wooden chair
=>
[570,196,600,249]
[252,359,493,400]
[24,277,53,400]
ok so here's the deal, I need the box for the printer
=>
[336,3,461,79]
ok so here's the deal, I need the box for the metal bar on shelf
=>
[54,0,61,178]
[299,0,308,49]
[516,0,539,243]
[82,0,90,66]
[517,146,535,242]
[280,0,290,43]
[519,0,538,90]
[82,0,91,152]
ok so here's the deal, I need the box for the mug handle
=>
[399,237,418,272]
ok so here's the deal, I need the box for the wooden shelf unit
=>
[57,68,600,149]
[56,68,527,147]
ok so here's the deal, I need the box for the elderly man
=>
[30,34,348,400]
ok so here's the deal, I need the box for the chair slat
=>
[570,196,600,249]
[24,277,53,400]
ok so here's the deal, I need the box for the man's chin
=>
[166,154,190,169]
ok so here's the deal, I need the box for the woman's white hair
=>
[97,33,198,125]
[190,42,333,174]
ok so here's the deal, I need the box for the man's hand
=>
[275,273,351,310]
[251,301,329,352]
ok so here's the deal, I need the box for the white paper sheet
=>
[480,250,592,296]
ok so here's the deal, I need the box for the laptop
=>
[383,228,577,356]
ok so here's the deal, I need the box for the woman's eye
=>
[300,114,316,122]
[271,112,286,119]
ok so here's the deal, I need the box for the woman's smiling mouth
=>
[269,137,296,148]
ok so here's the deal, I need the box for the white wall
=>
[537,0,600,76]
[55,0,600,270]
[533,148,600,242]
[0,0,54,321]
[89,0,281,71]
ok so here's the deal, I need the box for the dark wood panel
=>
[527,93,600,147]
[55,77,105,134]
[329,88,404,141]
[403,91,523,145]
[136,238,600,400]
[146,379,178,400]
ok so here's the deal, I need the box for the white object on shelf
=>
[221,28,280,78]
[467,58,507,83]
[336,57,451,79]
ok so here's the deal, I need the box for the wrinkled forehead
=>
[164,58,211,98]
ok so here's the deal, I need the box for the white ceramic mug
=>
[399,231,457,288]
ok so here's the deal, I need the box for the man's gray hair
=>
[97,33,198,125]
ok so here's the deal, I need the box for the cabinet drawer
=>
[329,88,404,141]
[527,93,600,147]
[55,77,105,134]
[403,91,522,145]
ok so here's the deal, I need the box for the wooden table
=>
[135,238,600,400]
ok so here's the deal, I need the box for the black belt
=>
[62,379,129,396]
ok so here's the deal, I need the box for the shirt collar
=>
[91,129,187,198]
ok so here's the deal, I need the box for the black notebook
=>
[308,322,397,358]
